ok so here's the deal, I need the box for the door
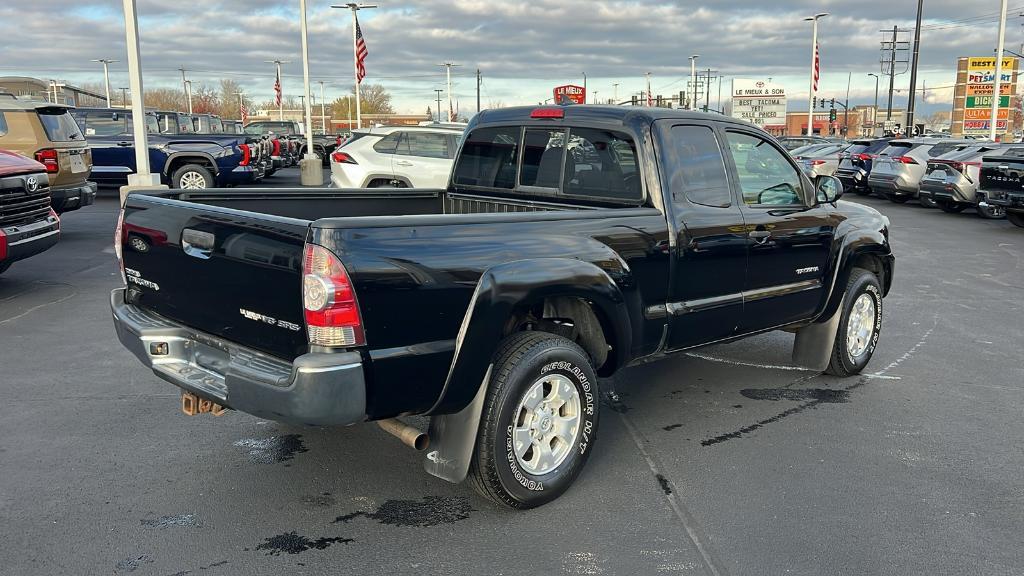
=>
[655,121,748,350]
[392,131,453,188]
[721,129,835,332]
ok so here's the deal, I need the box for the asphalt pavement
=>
[2,170,1022,575]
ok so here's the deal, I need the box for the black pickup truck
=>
[111,106,894,508]
[979,151,1024,228]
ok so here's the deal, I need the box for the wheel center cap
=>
[539,417,552,432]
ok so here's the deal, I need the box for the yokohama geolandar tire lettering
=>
[826,268,883,377]
[468,332,600,509]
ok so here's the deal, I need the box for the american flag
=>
[240,100,248,124]
[274,68,282,107]
[813,43,820,92]
[355,14,368,84]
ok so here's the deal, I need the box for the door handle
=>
[749,230,772,244]
[395,161,413,167]
[117,141,132,147]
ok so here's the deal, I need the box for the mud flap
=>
[792,305,842,372]
[423,366,491,483]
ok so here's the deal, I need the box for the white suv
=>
[330,125,463,188]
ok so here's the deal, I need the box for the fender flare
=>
[423,257,632,483]
[162,151,221,177]
[817,229,893,323]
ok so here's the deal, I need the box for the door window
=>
[725,131,804,206]
[668,125,731,207]
[401,132,449,159]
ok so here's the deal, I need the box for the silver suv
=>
[919,143,1008,218]
[868,138,972,203]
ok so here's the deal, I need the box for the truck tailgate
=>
[120,194,310,361]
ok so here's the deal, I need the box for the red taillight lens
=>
[302,243,364,347]
[272,139,281,156]
[531,108,565,119]
[238,144,251,166]
[331,151,356,164]
[811,159,826,166]
[0,229,7,261]
[898,156,918,164]
[35,149,59,173]
[857,153,873,161]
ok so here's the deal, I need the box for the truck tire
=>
[888,194,910,204]
[171,164,214,190]
[826,268,883,377]
[468,331,600,509]
[1006,211,1024,228]
[852,187,871,196]
[938,201,965,214]
[918,194,938,209]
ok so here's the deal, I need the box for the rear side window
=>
[668,125,731,208]
[38,109,85,142]
[563,128,641,201]
[80,111,127,137]
[373,132,401,154]
[0,112,7,137]
[400,132,449,159]
[452,126,520,190]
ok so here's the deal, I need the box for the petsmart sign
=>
[731,79,787,127]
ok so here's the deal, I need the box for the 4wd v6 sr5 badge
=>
[239,308,301,332]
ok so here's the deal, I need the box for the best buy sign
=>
[966,95,1010,108]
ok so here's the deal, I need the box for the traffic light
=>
[829,107,837,122]
[831,98,836,108]
[813,96,817,109]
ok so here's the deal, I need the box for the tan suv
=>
[0,93,96,213]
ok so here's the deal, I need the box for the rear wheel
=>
[852,186,872,196]
[468,332,600,509]
[918,194,938,209]
[976,203,1005,219]
[171,164,214,189]
[888,194,910,204]
[1008,211,1024,228]
[826,268,883,377]
[938,201,965,214]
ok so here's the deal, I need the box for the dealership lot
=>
[1,175,1022,575]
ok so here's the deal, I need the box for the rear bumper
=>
[50,181,97,213]
[920,180,974,204]
[986,190,1024,211]
[836,168,868,189]
[219,165,260,186]
[110,288,367,426]
[1,216,60,265]
[869,173,917,195]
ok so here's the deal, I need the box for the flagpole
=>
[804,13,828,136]
[333,3,376,129]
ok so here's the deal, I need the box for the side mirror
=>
[816,175,843,203]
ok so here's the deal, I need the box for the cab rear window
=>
[38,109,85,142]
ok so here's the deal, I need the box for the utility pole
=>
[177,66,189,111]
[704,68,716,112]
[92,59,119,107]
[439,62,460,121]
[318,80,327,134]
[184,80,193,114]
[582,72,587,104]
[805,13,828,136]
[476,68,481,114]
[992,0,1009,141]
[688,55,699,109]
[612,82,619,104]
[906,0,925,134]
[434,89,443,123]
[844,71,851,136]
[880,25,910,122]
[868,73,880,133]
[119,87,129,108]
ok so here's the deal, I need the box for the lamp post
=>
[183,80,193,114]
[868,73,880,134]
[91,59,119,107]
[688,55,699,109]
[582,72,587,104]
[119,0,161,195]
[317,80,327,134]
[992,0,1009,141]
[804,12,829,136]
[331,3,378,129]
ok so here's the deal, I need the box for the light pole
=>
[331,3,378,129]
[91,59,119,107]
[439,62,461,121]
[868,73,880,134]
[689,55,699,109]
[434,89,443,122]
[119,87,129,108]
[317,80,327,134]
[582,72,587,104]
[119,0,160,194]
[177,65,189,111]
[992,0,1009,141]
[905,0,924,135]
[804,13,828,136]
[612,82,619,104]
[183,80,193,114]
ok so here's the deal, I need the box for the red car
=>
[0,149,60,275]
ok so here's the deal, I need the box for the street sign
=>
[553,84,585,105]
[961,56,1018,135]
[730,79,786,127]
[964,107,1009,120]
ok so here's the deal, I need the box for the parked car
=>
[834,137,894,195]
[794,143,848,182]
[778,135,829,151]
[111,105,894,509]
[72,107,262,189]
[0,94,96,214]
[868,138,971,203]
[0,149,60,275]
[191,113,225,134]
[154,110,195,135]
[329,125,463,188]
[978,148,1024,228]
[919,143,1008,217]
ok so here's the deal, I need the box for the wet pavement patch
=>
[655,474,673,495]
[740,388,850,403]
[333,496,473,527]
[254,532,353,555]
[662,423,683,431]
[115,555,154,572]
[140,514,196,528]
[233,435,308,463]
[302,492,336,507]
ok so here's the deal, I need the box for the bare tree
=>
[329,84,395,119]
[486,99,505,110]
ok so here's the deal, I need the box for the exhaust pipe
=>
[377,418,429,451]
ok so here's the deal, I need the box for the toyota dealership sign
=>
[730,79,786,127]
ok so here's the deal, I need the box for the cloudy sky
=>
[0,0,1019,115]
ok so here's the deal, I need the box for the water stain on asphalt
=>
[662,423,683,431]
[740,388,851,403]
[233,435,308,463]
[254,532,353,555]
[655,474,673,495]
[115,555,153,572]
[302,492,336,507]
[140,514,196,528]
[333,496,473,527]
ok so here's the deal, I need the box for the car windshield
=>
[37,108,84,142]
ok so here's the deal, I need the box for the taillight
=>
[0,229,7,261]
[531,108,565,119]
[272,139,281,156]
[35,149,59,173]
[302,243,364,347]
[331,151,357,164]
[238,143,251,166]
[811,159,826,166]
[857,153,874,161]
[898,156,918,164]
[114,208,126,284]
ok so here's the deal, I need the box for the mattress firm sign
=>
[731,79,786,127]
